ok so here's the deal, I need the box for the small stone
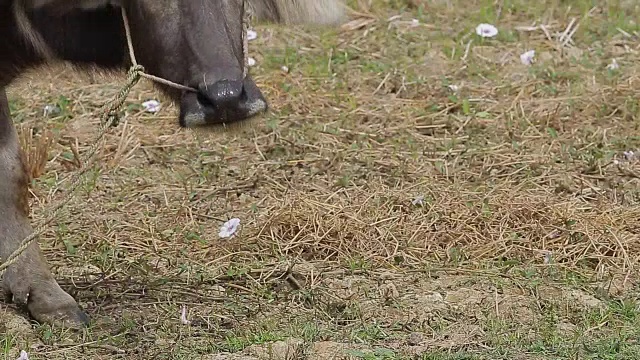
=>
[557,321,577,335]
[204,354,258,360]
[422,292,444,303]
[243,338,304,360]
[211,285,226,296]
[380,282,400,301]
[408,332,423,346]
[310,342,353,360]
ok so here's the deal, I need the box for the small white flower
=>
[281,65,290,73]
[623,150,635,161]
[17,351,29,360]
[180,305,191,325]
[520,50,535,65]
[475,23,498,38]
[219,218,241,238]
[247,57,257,67]
[412,195,425,206]
[447,84,459,93]
[142,100,161,113]
[43,104,61,117]
[606,58,619,71]
[247,29,258,41]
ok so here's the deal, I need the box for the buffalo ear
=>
[247,0,346,26]
[23,0,122,12]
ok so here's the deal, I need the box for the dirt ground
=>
[2,0,640,359]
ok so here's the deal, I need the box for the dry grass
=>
[17,126,55,180]
[2,0,640,359]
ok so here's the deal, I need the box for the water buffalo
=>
[0,0,345,328]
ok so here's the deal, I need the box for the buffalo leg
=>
[0,88,88,328]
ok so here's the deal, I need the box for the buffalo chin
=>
[187,116,261,135]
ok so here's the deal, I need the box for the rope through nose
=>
[121,2,251,92]
[242,0,251,80]
[121,7,197,93]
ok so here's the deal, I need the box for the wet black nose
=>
[179,76,268,128]
[197,79,244,110]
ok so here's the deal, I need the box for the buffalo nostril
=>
[198,79,244,110]
[196,91,214,108]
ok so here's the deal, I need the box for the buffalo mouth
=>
[178,76,268,128]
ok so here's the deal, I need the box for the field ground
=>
[2,0,640,359]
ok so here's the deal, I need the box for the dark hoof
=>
[29,301,91,329]
[3,268,90,329]
[26,285,90,329]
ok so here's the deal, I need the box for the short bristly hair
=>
[21,0,346,25]
[247,0,346,25]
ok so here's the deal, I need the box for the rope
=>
[120,7,197,93]
[0,65,141,276]
[242,0,251,79]
[0,3,252,276]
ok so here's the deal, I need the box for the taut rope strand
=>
[0,65,141,275]
[120,7,197,93]
[0,3,252,276]
[242,0,251,79]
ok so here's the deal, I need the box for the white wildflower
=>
[606,58,619,71]
[142,100,161,113]
[281,65,290,73]
[412,195,425,206]
[475,23,498,38]
[43,104,61,117]
[247,29,258,41]
[447,84,459,93]
[219,218,241,238]
[247,57,257,67]
[623,150,635,161]
[520,50,535,65]
[16,351,29,360]
[180,305,191,325]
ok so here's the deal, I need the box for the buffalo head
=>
[18,0,346,128]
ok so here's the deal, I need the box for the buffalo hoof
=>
[3,265,89,329]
